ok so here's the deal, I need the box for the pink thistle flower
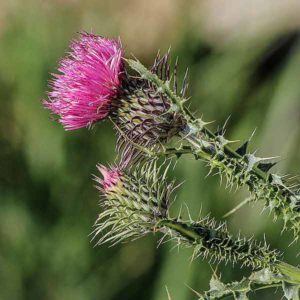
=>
[95,164,122,192]
[44,32,124,130]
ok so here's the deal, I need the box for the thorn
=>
[184,283,202,298]
[257,162,277,173]
[222,115,231,131]
[223,197,253,218]
[165,286,172,300]
[249,128,257,141]
[181,98,189,104]
[215,128,223,136]
[236,141,249,156]
[173,57,178,94]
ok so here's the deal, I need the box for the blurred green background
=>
[1,1,300,299]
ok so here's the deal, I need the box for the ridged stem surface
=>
[159,219,300,285]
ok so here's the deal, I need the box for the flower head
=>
[44,32,124,130]
[93,162,172,245]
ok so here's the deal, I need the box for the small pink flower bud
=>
[95,165,122,192]
[93,162,172,245]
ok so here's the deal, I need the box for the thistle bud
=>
[115,54,186,165]
[93,162,171,245]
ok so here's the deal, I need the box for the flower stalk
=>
[157,219,300,285]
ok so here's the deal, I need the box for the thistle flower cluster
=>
[44,32,300,298]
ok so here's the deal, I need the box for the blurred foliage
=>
[0,1,300,299]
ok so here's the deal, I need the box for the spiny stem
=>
[182,130,300,237]
[183,131,268,184]
[158,219,300,284]
[127,58,300,238]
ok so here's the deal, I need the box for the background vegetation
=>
[1,1,300,299]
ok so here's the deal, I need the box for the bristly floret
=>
[44,32,124,130]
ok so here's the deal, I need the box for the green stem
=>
[182,124,300,236]
[159,219,300,285]
[183,129,267,180]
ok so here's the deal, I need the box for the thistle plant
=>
[44,33,184,164]
[43,31,300,299]
[44,32,300,237]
